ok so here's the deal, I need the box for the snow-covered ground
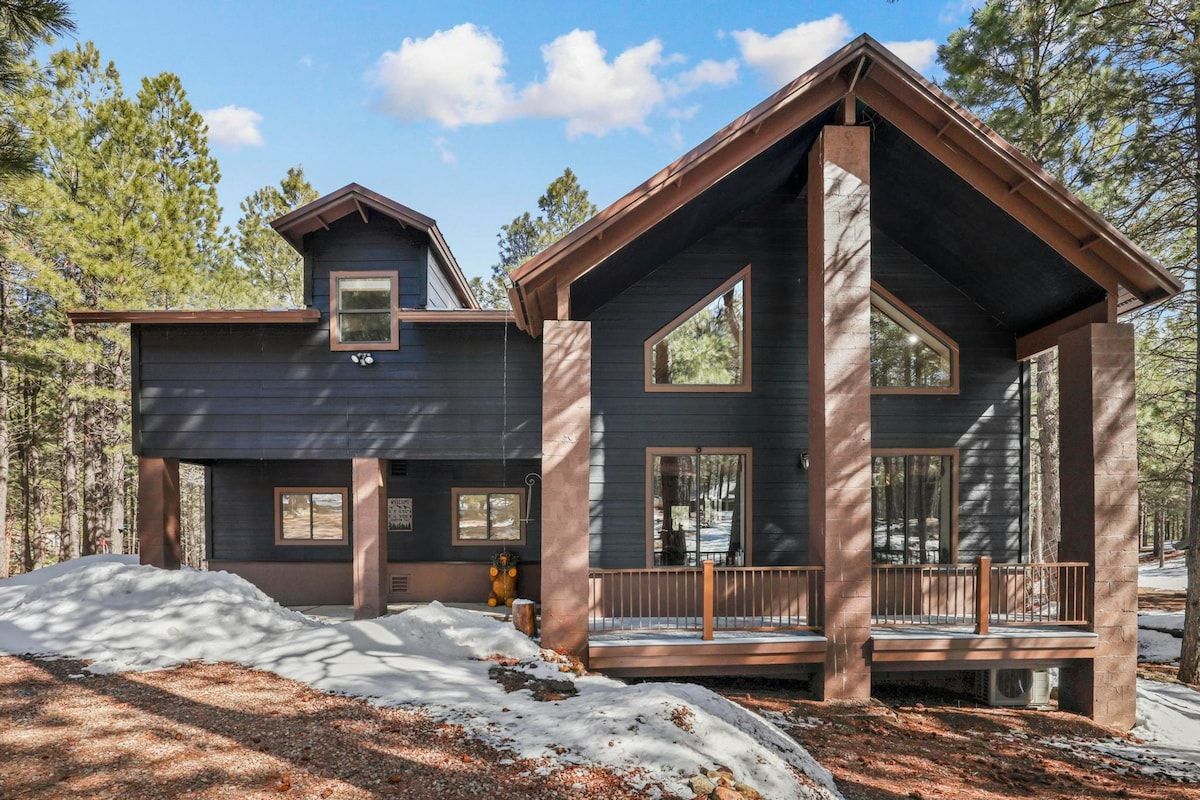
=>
[1139,552,1187,591]
[0,557,839,800]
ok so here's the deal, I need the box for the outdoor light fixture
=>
[350,352,375,367]
[799,451,810,471]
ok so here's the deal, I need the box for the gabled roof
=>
[509,34,1181,337]
[272,183,480,310]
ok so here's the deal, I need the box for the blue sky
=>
[67,1,980,283]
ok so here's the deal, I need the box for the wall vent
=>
[390,574,410,595]
[390,460,408,477]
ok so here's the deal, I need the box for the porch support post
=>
[807,124,873,702]
[352,457,388,620]
[1057,323,1139,730]
[540,319,592,660]
[137,456,181,569]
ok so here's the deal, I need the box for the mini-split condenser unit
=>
[976,668,1051,707]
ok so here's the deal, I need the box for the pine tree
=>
[480,168,596,308]
[234,166,319,308]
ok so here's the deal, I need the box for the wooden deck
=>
[589,629,828,678]
[870,626,1098,670]
[587,625,1097,677]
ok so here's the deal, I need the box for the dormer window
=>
[330,271,398,351]
[870,283,958,393]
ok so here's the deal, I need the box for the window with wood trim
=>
[274,487,348,546]
[870,451,957,564]
[870,284,958,393]
[452,488,526,546]
[645,266,750,391]
[330,271,398,351]
[647,448,750,567]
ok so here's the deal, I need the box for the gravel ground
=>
[0,656,670,800]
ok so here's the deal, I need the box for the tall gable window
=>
[648,448,750,567]
[871,451,956,564]
[645,266,751,392]
[330,271,398,351]
[870,284,958,393]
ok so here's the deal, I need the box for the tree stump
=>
[512,599,538,638]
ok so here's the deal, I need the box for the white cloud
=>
[667,58,738,97]
[433,137,457,166]
[881,39,938,74]
[298,54,313,68]
[201,105,264,150]
[370,23,513,128]
[369,26,737,137]
[519,30,666,137]
[732,15,853,85]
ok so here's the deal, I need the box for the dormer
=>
[272,184,479,349]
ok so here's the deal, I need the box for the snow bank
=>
[0,558,840,799]
[0,556,319,673]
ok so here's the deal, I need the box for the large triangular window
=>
[870,284,958,393]
[645,266,750,392]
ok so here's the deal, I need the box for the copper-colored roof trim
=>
[508,34,1181,336]
[68,309,322,324]
[395,309,515,323]
[271,183,480,310]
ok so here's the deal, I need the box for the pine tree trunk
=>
[1179,47,1200,685]
[106,354,127,554]
[82,361,101,555]
[1036,350,1061,563]
[22,378,43,571]
[59,325,80,562]
[0,273,10,578]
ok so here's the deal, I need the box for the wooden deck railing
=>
[872,558,1090,632]
[588,562,823,638]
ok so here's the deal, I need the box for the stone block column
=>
[352,457,388,620]
[540,319,592,659]
[137,456,181,569]
[807,125,873,702]
[1057,323,1139,730]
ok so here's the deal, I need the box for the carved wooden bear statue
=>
[488,551,519,607]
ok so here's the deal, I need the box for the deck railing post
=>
[702,560,715,641]
[975,556,991,635]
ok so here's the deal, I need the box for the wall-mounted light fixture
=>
[350,352,375,367]
[798,451,810,471]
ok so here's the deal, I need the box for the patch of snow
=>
[1139,629,1182,664]
[1138,560,1187,591]
[0,558,841,799]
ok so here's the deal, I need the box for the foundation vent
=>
[390,574,410,595]
[390,460,408,477]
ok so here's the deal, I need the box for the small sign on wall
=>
[388,497,413,532]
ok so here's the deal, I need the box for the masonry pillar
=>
[352,457,388,620]
[807,124,873,702]
[1057,323,1139,730]
[540,319,592,660]
[137,456,181,569]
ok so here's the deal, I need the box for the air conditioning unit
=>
[976,668,1051,707]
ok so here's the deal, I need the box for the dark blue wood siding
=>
[209,458,540,563]
[587,190,810,569]
[136,321,540,460]
[585,187,1024,568]
[426,250,464,309]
